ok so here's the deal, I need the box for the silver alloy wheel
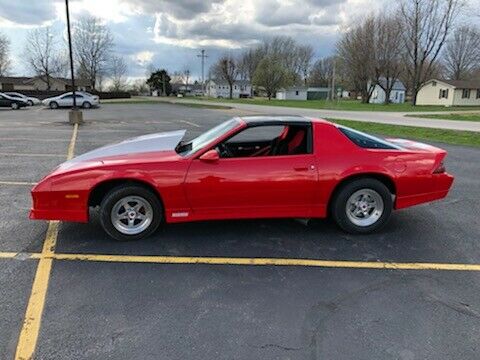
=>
[11,102,18,110]
[346,188,384,227]
[111,196,153,235]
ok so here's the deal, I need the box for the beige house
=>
[416,79,480,106]
[0,76,91,92]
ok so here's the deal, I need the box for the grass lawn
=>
[405,113,480,122]
[197,97,480,112]
[328,118,480,148]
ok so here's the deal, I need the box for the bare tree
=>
[309,57,335,87]
[0,32,11,76]
[443,25,480,80]
[109,55,127,91]
[238,48,263,96]
[337,16,376,103]
[211,54,238,99]
[24,27,66,90]
[74,16,114,90]
[297,45,314,85]
[373,15,405,104]
[399,0,463,104]
[252,56,289,100]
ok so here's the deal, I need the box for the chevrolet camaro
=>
[30,116,454,241]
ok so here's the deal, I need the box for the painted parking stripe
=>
[0,152,65,157]
[15,123,79,360]
[2,250,480,272]
[0,181,37,186]
[179,119,201,128]
[0,137,70,142]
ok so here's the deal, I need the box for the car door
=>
[58,94,73,106]
[0,94,9,107]
[184,123,318,219]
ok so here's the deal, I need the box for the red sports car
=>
[30,116,454,241]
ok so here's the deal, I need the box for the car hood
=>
[61,129,186,168]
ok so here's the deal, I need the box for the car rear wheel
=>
[27,100,34,106]
[100,185,163,241]
[331,178,393,234]
[49,101,58,109]
[82,101,92,109]
[11,102,19,110]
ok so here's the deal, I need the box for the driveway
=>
[161,97,480,132]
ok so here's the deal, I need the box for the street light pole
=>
[197,49,208,96]
[65,0,83,124]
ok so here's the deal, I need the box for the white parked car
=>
[4,92,41,106]
[42,92,100,109]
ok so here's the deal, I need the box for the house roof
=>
[0,76,32,85]
[208,79,251,86]
[377,77,406,91]
[0,76,90,87]
[25,76,91,86]
[433,79,480,89]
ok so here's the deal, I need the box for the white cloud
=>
[133,51,154,66]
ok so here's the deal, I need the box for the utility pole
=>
[65,0,82,124]
[197,49,208,96]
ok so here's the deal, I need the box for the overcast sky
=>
[0,0,478,81]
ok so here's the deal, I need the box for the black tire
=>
[100,185,163,241]
[27,100,34,106]
[11,102,19,110]
[331,178,393,234]
[50,101,58,109]
[82,101,92,109]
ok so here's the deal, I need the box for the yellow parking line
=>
[67,124,79,160]
[0,153,65,157]
[2,249,480,272]
[0,181,37,186]
[48,253,480,272]
[15,123,78,360]
[14,221,59,360]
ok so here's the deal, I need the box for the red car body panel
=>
[30,118,454,224]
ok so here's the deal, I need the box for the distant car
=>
[0,92,28,110]
[42,92,100,109]
[30,116,454,241]
[4,92,41,106]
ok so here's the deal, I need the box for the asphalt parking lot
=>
[1,103,479,359]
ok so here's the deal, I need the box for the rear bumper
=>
[396,173,454,209]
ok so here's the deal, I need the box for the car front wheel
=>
[331,178,393,234]
[27,100,34,106]
[100,185,163,241]
[49,101,58,109]
[82,101,92,109]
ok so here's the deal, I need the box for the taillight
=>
[433,161,445,174]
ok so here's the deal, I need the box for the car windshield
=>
[176,118,241,156]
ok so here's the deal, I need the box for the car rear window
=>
[338,126,401,150]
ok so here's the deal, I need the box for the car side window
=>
[218,124,311,158]
[62,95,73,99]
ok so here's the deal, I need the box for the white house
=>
[206,79,251,98]
[276,87,332,100]
[276,87,308,100]
[416,79,480,106]
[369,78,406,104]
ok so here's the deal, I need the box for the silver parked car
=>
[4,92,41,106]
[42,92,100,109]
